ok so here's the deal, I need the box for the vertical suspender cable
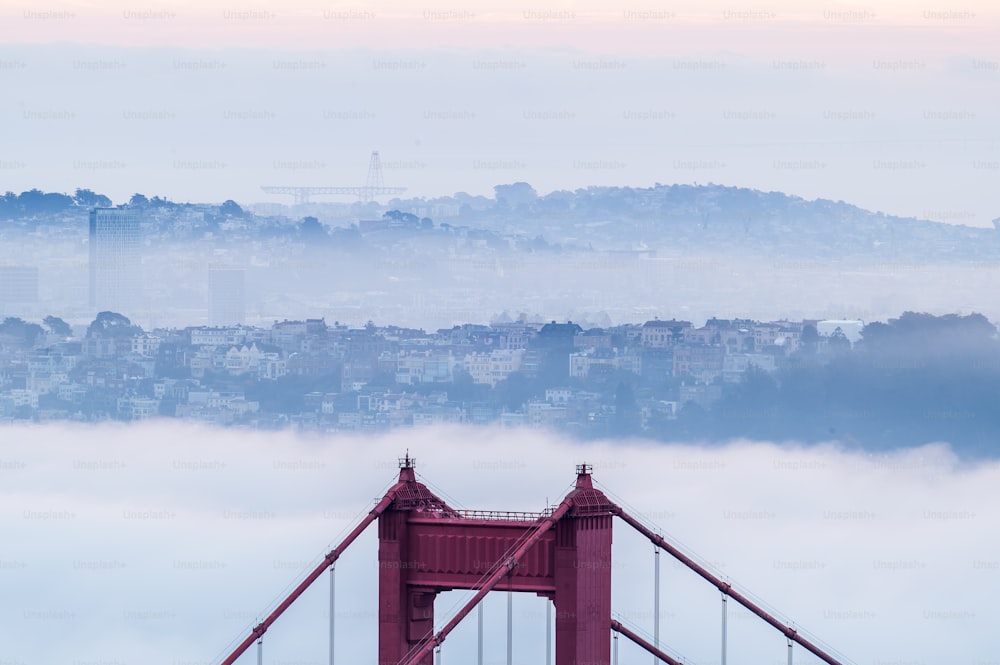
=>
[328,564,335,665]
[654,546,661,665]
[477,601,484,665]
[721,592,728,665]
[546,600,552,665]
[507,587,513,665]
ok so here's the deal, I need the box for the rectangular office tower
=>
[208,268,246,325]
[89,207,141,313]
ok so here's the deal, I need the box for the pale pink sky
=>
[1,0,997,53]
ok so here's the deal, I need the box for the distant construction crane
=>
[261,151,407,205]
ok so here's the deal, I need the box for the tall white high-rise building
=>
[89,207,141,313]
[208,267,246,325]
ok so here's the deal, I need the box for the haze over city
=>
[2,2,999,665]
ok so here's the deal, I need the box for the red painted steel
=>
[395,497,575,665]
[215,461,851,665]
[404,517,558,591]
[612,504,846,665]
[610,619,684,665]
[379,464,616,665]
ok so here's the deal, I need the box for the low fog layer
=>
[4,228,1000,332]
[2,422,996,664]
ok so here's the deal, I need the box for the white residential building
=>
[464,348,525,387]
[190,327,248,347]
[131,334,162,357]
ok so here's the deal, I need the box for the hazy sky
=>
[3,6,998,662]
[0,0,997,225]
[2,421,997,664]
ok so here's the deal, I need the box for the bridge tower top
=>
[398,452,415,481]
[575,462,594,489]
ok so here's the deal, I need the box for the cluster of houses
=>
[0,314,854,431]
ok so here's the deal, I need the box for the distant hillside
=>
[395,183,1000,261]
[4,183,998,262]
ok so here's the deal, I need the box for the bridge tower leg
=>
[553,482,613,665]
[378,508,436,665]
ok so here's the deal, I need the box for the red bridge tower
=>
[379,457,613,665]
[219,457,850,665]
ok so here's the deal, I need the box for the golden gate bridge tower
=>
[217,457,855,665]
